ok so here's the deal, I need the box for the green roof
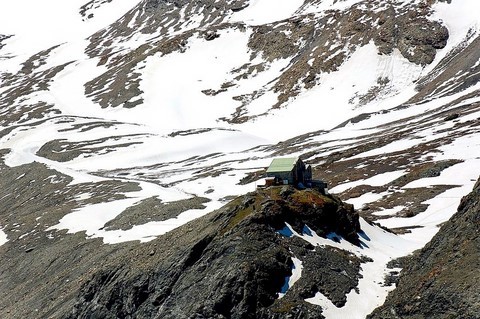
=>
[266,157,299,173]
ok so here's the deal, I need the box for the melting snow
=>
[1,0,480,316]
[281,220,420,319]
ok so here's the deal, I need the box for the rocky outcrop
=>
[66,186,362,319]
[375,14,448,65]
[368,177,480,319]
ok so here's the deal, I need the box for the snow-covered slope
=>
[1,0,480,318]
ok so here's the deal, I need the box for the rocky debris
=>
[0,34,12,50]
[104,196,210,231]
[444,113,460,121]
[36,135,145,162]
[79,0,113,19]
[368,177,480,319]
[64,187,363,319]
[204,30,220,41]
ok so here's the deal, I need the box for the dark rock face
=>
[368,177,480,319]
[375,14,448,66]
[397,19,448,65]
[66,187,363,319]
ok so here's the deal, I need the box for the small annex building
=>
[265,157,312,187]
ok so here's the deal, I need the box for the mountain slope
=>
[369,177,480,319]
[1,0,480,318]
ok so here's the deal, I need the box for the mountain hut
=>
[265,157,312,187]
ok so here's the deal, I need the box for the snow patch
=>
[350,138,421,159]
[47,180,191,243]
[345,192,385,210]
[0,227,7,247]
[278,256,303,298]
[97,200,224,244]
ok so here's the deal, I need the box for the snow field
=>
[138,29,252,132]
[137,27,293,138]
[240,42,422,141]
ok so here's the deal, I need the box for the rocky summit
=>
[1,0,480,318]
[67,187,363,319]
